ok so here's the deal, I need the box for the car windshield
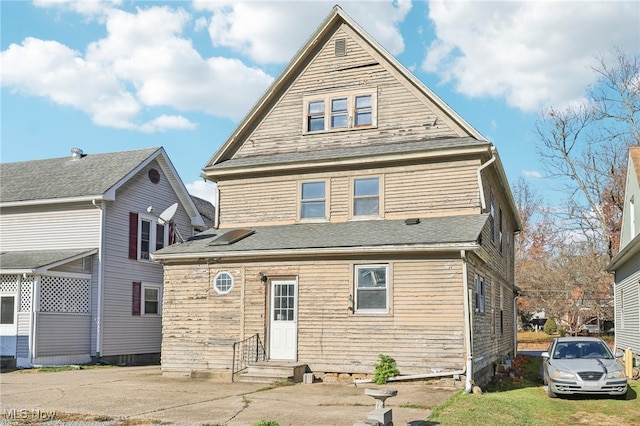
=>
[552,341,613,360]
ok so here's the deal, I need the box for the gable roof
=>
[607,146,640,271]
[152,214,488,261]
[203,5,485,172]
[0,248,97,274]
[191,195,216,229]
[1,147,205,227]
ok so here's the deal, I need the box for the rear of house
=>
[153,6,520,387]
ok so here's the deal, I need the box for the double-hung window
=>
[304,91,376,132]
[300,181,326,219]
[354,95,372,126]
[331,98,348,128]
[138,215,168,260]
[353,177,380,217]
[355,264,388,313]
[307,101,325,131]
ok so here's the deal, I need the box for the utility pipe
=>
[461,250,474,393]
[353,367,466,385]
[476,148,497,211]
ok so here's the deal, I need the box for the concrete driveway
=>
[0,366,460,425]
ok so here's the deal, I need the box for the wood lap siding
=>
[218,160,481,227]
[161,259,466,375]
[233,27,460,160]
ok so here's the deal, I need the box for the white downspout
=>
[461,250,474,393]
[513,293,521,358]
[353,367,466,385]
[93,199,106,358]
[477,149,497,211]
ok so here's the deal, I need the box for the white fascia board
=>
[0,269,36,274]
[152,242,480,262]
[0,195,110,208]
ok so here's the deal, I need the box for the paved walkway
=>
[0,366,460,425]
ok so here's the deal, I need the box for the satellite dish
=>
[158,203,178,225]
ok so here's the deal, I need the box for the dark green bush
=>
[374,354,398,384]
[543,318,557,335]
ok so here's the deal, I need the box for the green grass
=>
[428,356,639,426]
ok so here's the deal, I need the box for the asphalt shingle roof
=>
[0,249,97,271]
[0,147,161,203]
[153,214,488,259]
[209,137,489,170]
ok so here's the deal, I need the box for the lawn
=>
[427,355,639,426]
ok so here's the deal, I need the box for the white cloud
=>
[522,170,542,179]
[34,0,122,16]
[139,115,197,133]
[193,0,411,64]
[186,180,218,206]
[1,37,140,129]
[1,4,274,130]
[423,1,640,112]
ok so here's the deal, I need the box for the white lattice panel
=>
[40,276,90,313]
[20,280,33,312]
[0,275,19,292]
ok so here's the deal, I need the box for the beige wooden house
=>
[152,6,520,388]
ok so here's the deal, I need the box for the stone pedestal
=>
[368,407,393,425]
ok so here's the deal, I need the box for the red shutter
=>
[132,281,141,316]
[129,212,138,260]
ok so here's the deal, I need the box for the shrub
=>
[253,421,279,426]
[374,354,398,384]
[543,318,557,335]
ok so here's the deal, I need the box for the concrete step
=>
[236,362,308,384]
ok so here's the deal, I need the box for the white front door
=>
[0,294,17,357]
[269,280,297,361]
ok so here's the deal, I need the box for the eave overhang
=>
[152,242,481,264]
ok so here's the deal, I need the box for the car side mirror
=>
[541,351,550,358]
[615,351,624,358]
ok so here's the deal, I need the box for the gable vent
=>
[335,38,346,57]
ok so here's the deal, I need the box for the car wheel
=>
[547,384,557,398]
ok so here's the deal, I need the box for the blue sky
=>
[1,0,639,205]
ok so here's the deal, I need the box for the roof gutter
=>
[152,242,481,263]
[1,195,111,208]
[203,145,489,181]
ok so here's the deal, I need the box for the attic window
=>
[149,168,160,184]
[335,38,346,57]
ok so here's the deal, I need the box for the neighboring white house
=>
[0,147,207,368]
[607,146,640,366]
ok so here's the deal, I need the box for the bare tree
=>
[535,49,639,257]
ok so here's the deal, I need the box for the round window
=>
[213,271,233,294]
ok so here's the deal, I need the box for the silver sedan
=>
[541,336,628,398]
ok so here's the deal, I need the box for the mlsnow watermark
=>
[3,409,57,421]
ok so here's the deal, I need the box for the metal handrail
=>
[231,333,266,381]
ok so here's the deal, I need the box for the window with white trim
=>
[213,271,234,295]
[475,274,486,313]
[300,181,326,219]
[138,215,168,260]
[142,283,161,315]
[353,177,380,217]
[355,264,388,313]
[304,91,376,133]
